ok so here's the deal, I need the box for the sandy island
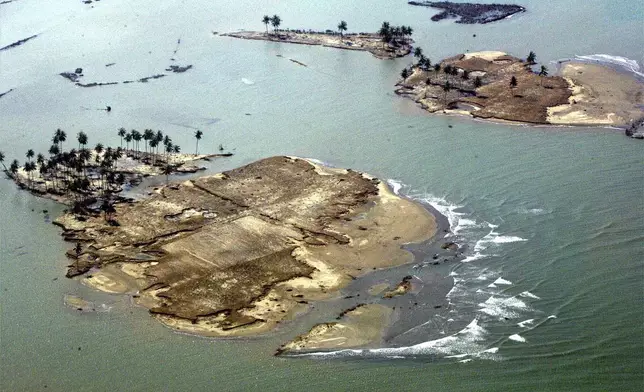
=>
[54,156,437,348]
[221,31,412,60]
[396,51,644,127]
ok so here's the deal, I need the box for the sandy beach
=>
[53,156,438,341]
[547,62,644,126]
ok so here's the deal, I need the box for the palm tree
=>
[0,151,6,172]
[124,133,133,152]
[538,65,548,86]
[527,51,536,64]
[113,147,123,169]
[131,130,142,159]
[164,142,174,164]
[173,145,181,162]
[77,131,88,150]
[143,129,154,157]
[163,165,173,184]
[442,81,452,107]
[56,129,67,151]
[378,21,391,49]
[403,26,413,40]
[413,47,423,60]
[149,138,159,165]
[338,21,348,38]
[24,161,36,188]
[194,130,203,154]
[461,70,470,89]
[271,15,281,35]
[95,143,104,158]
[117,128,126,148]
[443,64,453,84]
[9,159,19,179]
[155,130,164,157]
[262,15,271,35]
[26,149,34,162]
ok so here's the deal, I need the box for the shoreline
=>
[395,51,644,130]
[220,30,412,60]
[50,156,448,349]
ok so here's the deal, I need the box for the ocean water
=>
[1,0,643,391]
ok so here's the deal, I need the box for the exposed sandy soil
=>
[222,31,412,60]
[547,62,644,126]
[276,304,393,354]
[55,156,437,337]
[396,51,643,126]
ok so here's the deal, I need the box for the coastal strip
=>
[395,50,644,128]
[221,29,413,60]
[52,156,439,340]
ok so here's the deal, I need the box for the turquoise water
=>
[1,0,643,390]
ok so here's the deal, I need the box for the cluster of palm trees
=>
[117,128,185,165]
[378,22,413,48]
[262,15,282,35]
[1,129,126,208]
[1,127,210,215]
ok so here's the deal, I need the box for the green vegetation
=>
[527,51,536,64]
[262,15,271,35]
[378,22,413,49]
[338,21,348,37]
[0,128,198,217]
[270,15,282,34]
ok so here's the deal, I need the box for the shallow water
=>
[1,0,643,391]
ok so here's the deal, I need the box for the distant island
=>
[395,49,644,128]
[222,16,413,59]
[408,1,525,24]
[52,156,440,349]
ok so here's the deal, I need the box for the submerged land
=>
[53,156,438,347]
[396,51,644,127]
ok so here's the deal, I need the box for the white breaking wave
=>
[293,318,500,360]
[517,319,534,328]
[349,180,539,362]
[508,334,526,343]
[493,277,512,285]
[478,296,531,319]
[518,207,548,215]
[519,291,541,300]
[474,226,527,253]
[574,54,644,77]
[386,179,404,195]
[462,253,487,263]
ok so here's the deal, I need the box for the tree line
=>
[1,128,208,219]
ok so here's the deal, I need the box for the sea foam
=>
[574,54,644,77]
[508,334,526,343]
